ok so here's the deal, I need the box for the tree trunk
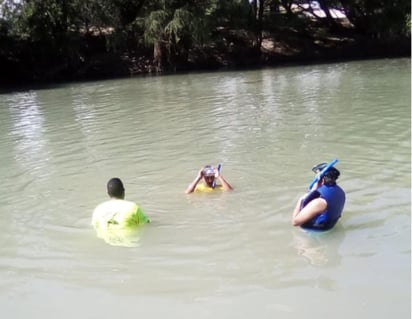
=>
[153,41,163,73]
[257,0,265,48]
[317,0,337,27]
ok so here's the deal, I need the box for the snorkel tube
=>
[308,159,338,191]
[212,163,222,189]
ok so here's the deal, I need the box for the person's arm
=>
[136,205,150,224]
[292,197,327,226]
[292,195,305,220]
[91,205,101,229]
[91,211,98,229]
[292,179,322,221]
[185,168,204,194]
[216,173,233,191]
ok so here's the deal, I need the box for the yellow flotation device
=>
[194,184,223,193]
[92,199,149,230]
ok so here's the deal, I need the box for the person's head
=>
[323,167,340,184]
[311,162,340,185]
[107,177,125,199]
[202,165,215,187]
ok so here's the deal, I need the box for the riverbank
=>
[67,35,412,85]
[1,22,410,88]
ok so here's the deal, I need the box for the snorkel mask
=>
[311,162,340,184]
[312,162,328,173]
[202,165,216,177]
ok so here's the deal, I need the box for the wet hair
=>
[107,177,125,198]
[323,167,340,184]
[311,162,340,185]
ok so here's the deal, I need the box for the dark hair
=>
[107,178,125,198]
[323,167,340,184]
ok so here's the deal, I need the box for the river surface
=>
[0,58,410,319]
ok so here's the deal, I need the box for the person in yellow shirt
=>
[185,165,233,194]
[92,177,150,230]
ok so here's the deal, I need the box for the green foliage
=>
[207,0,250,28]
[165,7,210,45]
[0,0,410,83]
[342,0,411,36]
[165,8,191,43]
[141,2,215,70]
[144,10,169,45]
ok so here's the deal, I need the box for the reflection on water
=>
[94,227,143,247]
[0,58,410,319]
[292,228,346,266]
[7,92,50,180]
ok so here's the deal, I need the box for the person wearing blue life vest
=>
[92,178,150,230]
[292,163,345,231]
[185,165,233,194]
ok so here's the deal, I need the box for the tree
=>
[142,1,211,72]
[340,0,411,37]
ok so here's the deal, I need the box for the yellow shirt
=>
[92,199,149,230]
[194,184,224,193]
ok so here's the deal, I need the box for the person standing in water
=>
[185,165,233,194]
[292,162,345,231]
[92,177,150,230]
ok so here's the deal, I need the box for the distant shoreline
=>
[0,35,410,90]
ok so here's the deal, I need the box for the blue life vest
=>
[301,183,345,231]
